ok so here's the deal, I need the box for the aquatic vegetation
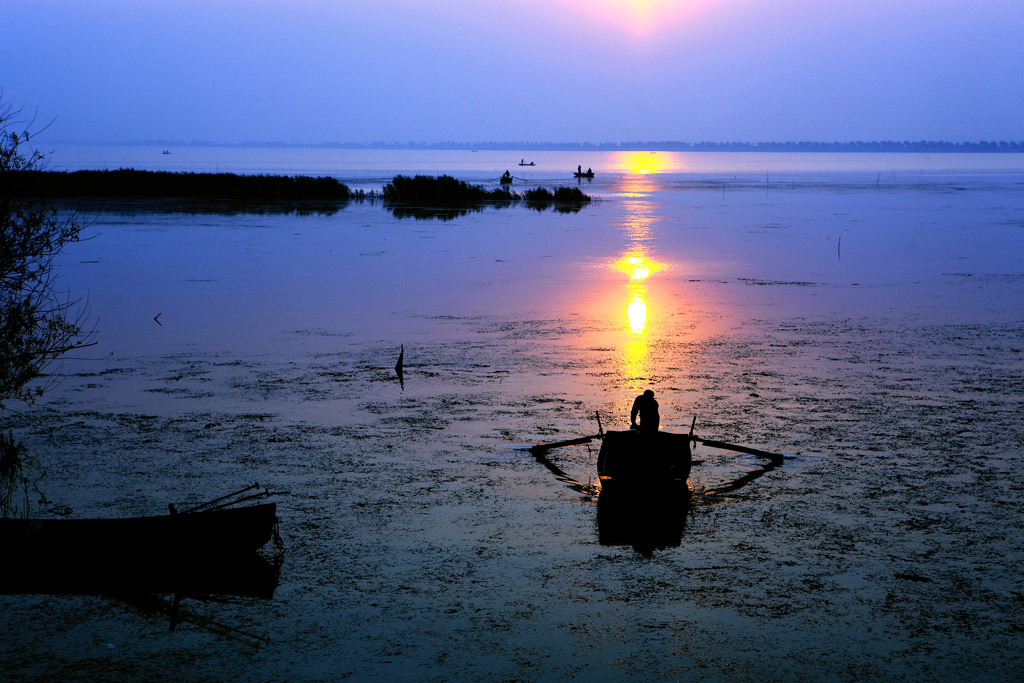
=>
[2,170,592,218]
[383,175,591,218]
[382,174,514,205]
[522,185,591,213]
[1,169,351,201]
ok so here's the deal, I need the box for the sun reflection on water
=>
[627,291,647,332]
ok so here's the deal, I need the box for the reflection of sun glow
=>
[627,292,647,333]
[611,150,684,175]
[616,251,661,338]
[614,254,661,281]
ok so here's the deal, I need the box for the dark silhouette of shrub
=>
[382,175,514,206]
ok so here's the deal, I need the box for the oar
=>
[692,437,783,463]
[528,411,605,455]
[529,434,602,456]
[180,482,262,514]
[688,414,783,462]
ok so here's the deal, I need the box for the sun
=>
[561,0,707,37]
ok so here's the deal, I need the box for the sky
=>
[3,0,1024,145]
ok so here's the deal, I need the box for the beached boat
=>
[1,502,278,560]
[0,546,280,597]
[597,429,692,487]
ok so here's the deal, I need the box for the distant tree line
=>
[157,140,1024,153]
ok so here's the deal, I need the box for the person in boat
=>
[630,389,660,432]
[578,164,582,174]
[502,170,512,180]
[586,167,592,175]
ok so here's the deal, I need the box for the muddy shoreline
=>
[3,173,1023,680]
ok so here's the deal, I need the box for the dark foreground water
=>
[3,150,1023,680]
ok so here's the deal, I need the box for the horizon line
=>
[44,139,1024,152]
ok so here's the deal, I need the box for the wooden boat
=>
[518,161,535,166]
[500,175,513,184]
[1,502,278,560]
[574,171,594,178]
[597,429,691,488]
[595,429,690,551]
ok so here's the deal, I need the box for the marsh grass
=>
[383,175,591,218]
[2,169,351,201]
[3,171,592,218]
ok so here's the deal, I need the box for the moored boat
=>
[1,502,278,560]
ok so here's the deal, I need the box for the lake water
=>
[4,147,1024,681]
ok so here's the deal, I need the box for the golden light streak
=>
[613,253,663,282]
[627,290,647,333]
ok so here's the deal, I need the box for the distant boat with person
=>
[574,165,594,179]
[518,159,535,166]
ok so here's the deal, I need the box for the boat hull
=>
[1,502,277,559]
[597,430,691,487]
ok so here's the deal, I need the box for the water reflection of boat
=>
[597,481,690,552]
[0,549,280,598]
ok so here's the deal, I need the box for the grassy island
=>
[381,175,591,219]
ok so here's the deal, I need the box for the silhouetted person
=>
[630,389,660,431]
[578,164,582,174]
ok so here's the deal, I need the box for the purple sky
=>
[4,0,1024,144]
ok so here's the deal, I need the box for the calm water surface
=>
[3,149,1023,681]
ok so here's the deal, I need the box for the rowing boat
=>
[573,171,594,178]
[1,502,278,560]
[597,429,691,488]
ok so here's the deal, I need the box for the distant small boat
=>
[518,160,535,166]
[574,171,594,179]
[162,150,171,155]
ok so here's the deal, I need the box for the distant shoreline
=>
[46,141,1024,153]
